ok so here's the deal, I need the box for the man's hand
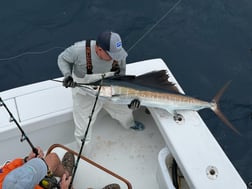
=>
[63,76,76,88]
[60,174,72,189]
[111,63,120,75]
[128,99,141,110]
[25,147,44,162]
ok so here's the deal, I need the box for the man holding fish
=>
[57,31,144,148]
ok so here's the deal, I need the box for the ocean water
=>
[0,0,252,186]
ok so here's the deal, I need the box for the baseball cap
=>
[3,158,47,189]
[96,31,128,61]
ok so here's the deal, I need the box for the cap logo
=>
[116,41,122,48]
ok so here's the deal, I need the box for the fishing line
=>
[0,46,65,61]
[127,0,182,53]
[0,97,38,155]
[0,0,182,62]
[68,74,104,189]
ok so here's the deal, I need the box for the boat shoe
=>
[102,183,120,189]
[130,121,145,131]
[87,183,120,189]
[62,151,75,176]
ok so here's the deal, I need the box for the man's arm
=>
[119,59,126,75]
[57,45,78,77]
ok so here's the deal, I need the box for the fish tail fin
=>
[210,80,241,136]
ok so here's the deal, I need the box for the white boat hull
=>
[0,58,246,189]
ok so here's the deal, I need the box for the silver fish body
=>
[110,86,214,114]
[80,82,240,135]
[84,85,214,115]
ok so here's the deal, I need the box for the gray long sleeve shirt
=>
[57,40,126,82]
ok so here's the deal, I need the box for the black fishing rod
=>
[52,79,83,87]
[51,74,136,87]
[68,74,105,189]
[0,97,38,155]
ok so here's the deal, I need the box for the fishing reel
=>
[39,175,60,189]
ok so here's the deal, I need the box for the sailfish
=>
[77,70,241,135]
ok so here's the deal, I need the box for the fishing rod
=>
[0,97,38,156]
[68,74,105,189]
[51,74,136,87]
[52,79,82,87]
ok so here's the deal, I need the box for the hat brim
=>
[107,47,128,61]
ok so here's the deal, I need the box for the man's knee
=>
[44,152,61,170]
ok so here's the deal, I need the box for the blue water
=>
[1,0,252,185]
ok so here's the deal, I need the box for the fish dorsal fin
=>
[131,70,181,93]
